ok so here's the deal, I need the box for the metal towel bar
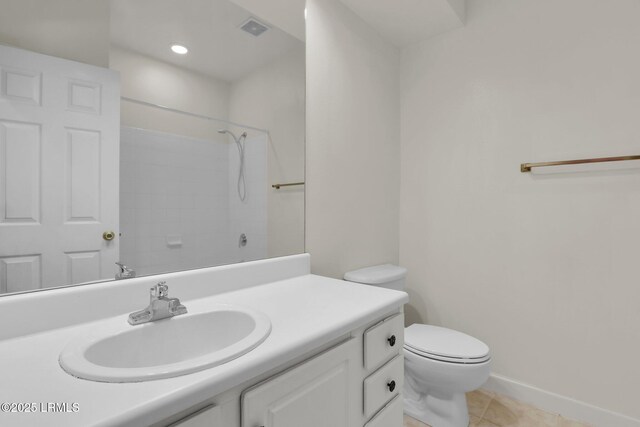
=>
[521,155,640,173]
[272,182,305,189]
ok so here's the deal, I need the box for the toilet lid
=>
[404,324,490,363]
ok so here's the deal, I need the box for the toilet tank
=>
[343,264,407,291]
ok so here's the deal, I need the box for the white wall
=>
[109,46,230,141]
[400,0,640,420]
[228,47,305,259]
[0,0,110,67]
[305,0,401,278]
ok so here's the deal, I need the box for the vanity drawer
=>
[363,354,403,418]
[364,395,403,427]
[364,313,404,370]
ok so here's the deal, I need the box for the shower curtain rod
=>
[120,96,269,134]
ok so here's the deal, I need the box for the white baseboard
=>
[483,374,640,427]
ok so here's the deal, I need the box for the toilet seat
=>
[404,324,490,364]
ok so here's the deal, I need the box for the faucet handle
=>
[151,281,168,298]
[115,262,136,280]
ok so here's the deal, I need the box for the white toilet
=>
[344,265,491,427]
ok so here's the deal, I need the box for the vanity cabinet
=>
[165,310,404,427]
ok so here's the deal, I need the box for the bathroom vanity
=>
[171,311,405,427]
[0,255,408,427]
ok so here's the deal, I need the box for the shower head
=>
[218,129,247,141]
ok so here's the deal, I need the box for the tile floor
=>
[403,389,592,427]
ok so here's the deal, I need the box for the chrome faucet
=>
[128,282,187,325]
[115,262,136,280]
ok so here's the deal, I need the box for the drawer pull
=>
[387,335,396,347]
[387,380,396,392]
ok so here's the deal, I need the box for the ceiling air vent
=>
[240,18,269,37]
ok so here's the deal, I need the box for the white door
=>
[241,340,352,427]
[0,45,120,293]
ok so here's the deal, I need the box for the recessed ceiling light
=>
[170,44,189,55]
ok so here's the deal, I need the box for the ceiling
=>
[110,0,303,82]
[229,0,306,41]
[109,0,465,82]
[339,0,465,47]
[231,0,466,48]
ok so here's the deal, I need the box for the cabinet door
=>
[242,340,354,427]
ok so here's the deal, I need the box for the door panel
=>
[0,255,41,293]
[65,128,101,222]
[0,66,42,105]
[0,121,41,223]
[65,251,101,285]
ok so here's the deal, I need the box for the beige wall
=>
[109,46,230,141]
[0,0,110,67]
[400,0,640,420]
[305,0,401,278]
[228,47,306,259]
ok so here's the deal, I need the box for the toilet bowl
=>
[344,265,491,427]
[403,324,491,427]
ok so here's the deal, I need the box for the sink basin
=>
[59,304,271,382]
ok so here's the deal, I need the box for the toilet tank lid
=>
[343,264,407,285]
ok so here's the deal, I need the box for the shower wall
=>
[120,127,267,276]
[114,45,269,276]
[120,127,230,275]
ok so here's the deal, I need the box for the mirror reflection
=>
[0,0,305,295]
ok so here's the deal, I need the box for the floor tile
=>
[467,389,495,417]
[403,414,430,427]
[470,415,487,426]
[558,416,592,427]
[483,394,558,427]
[404,413,485,427]
[402,390,594,427]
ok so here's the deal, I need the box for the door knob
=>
[103,231,116,241]
[387,380,396,392]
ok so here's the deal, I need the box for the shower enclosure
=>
[119,102,268,277]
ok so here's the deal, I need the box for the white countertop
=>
[0,273,407,427]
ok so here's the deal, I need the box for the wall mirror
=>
[0,0,305,296]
